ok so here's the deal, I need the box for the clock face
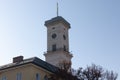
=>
[52,33,57,39]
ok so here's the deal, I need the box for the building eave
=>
[0,57,58,73]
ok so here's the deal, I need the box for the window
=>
[63,35,66,40]
[16,73,22,80]
[52,44,56,51]
[2,76,7,80]
[36,73,40,80]
[64,45,66,51]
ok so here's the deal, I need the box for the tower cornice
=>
[44,16,71,29]
[44,50,73,59]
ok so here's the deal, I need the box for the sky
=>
[0,0,120,79]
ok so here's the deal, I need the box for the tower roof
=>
[45,16,71,28]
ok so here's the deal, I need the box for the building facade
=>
[0,16,72,80]
[0,56,56,80]
[44,16,72,67]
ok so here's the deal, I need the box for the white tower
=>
[44,16,72,67]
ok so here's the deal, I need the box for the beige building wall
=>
[0,63,51,80]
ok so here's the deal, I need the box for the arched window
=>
[52,27,55,29]
[64,45,66,51]
[52,44,56,51]
[36,73,40,80]
[63,35,66,40]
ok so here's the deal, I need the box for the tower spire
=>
[57,2,59,16]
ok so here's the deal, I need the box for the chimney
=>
[13,56,24,63]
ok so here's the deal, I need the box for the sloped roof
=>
[0,57,58,73]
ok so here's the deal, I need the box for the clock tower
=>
[44,16,72,67]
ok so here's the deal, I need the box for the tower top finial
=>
[57,2,59,16]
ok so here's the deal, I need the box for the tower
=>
[44,16,72,67]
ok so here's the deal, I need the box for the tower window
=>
[63,35,66,40]
[64,45,66,51]
[52,44,56,51]
[52,33,57,39]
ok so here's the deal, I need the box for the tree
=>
[49,63,118,80]
[49,61,78,80]
[83,64,103,80]
[75,64,118,80]
[103,70,118,80]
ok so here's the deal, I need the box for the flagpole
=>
[57,2,59,16]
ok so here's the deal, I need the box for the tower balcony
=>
[44,49,73,58]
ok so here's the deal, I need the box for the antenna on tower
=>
[57,2,59,16]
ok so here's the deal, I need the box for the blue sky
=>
[0,0,120,79]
